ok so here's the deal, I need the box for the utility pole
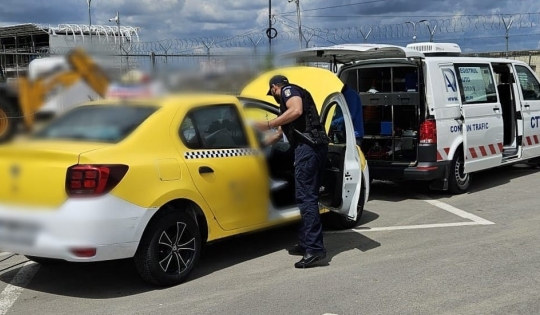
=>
[268,0,272,51]
[86,0,92,43]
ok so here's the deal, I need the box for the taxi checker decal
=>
[437,143,504,161]
[184,148,262,159]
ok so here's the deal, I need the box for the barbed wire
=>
[11,12,540,56]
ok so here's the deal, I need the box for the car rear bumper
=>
[0,195,157,262]
[369,161,450,181]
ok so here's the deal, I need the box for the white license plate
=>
[0,219,39,247]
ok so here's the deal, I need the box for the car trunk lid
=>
[0,140,109,209]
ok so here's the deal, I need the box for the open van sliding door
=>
[513,64,540,160]
[454,63,504,173]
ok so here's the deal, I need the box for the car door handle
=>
[493,107,500,112]
[524,104,530,109]
[198,166,214,174]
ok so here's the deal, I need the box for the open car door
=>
[239,66,362,220]
[319,92,362,221]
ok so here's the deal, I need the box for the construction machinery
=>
[0,48,110,143]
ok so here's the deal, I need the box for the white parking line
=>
[0,261,40,315]
[417,195,495,225]
[0,253,13,258]
[327,195,495,234]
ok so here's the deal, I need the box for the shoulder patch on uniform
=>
[284,88,291,97]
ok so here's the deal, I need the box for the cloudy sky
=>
[1,0,540,54]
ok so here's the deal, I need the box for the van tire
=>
[448,150,470,194]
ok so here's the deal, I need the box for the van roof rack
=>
[406,42,462,56]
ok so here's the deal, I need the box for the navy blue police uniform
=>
[274,82,330,267]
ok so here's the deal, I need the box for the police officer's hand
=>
[253,120,271,132]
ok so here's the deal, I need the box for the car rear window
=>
[33,104,158,143]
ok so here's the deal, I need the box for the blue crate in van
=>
[380,121,392,135]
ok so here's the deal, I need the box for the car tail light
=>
[419,119,437,144]
[66,164,129,197]
[70,247,97,258]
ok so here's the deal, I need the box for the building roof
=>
[0,23,48,38]
[0,23,140,39]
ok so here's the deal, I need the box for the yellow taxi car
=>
[0,66,369,287]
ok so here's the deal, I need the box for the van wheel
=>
[448,150,470,194]
[325,177,366,230]
[134,210,201,287]
[0,99,18,143]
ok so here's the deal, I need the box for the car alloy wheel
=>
[135,210,202,287]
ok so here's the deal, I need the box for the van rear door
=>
[282,44,425,68]
[454,63,504,173]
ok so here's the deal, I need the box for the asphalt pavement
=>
[1,163,540,315]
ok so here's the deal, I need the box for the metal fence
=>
[2,43,540,93]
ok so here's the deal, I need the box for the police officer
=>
[254,74,330,268]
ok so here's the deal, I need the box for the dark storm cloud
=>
[0,0,86,25]
[0,0,538,51]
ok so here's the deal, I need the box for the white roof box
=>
[405,42,462,56]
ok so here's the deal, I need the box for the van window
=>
[515,65,540,100]
[455,64,497,104]
[341,69,359,91]
[358,67,392,93]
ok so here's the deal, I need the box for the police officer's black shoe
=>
[287,244,305,256]
[294,252,327,269]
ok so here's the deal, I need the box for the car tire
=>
[448,149,470,194]
[325,177,366,230]
[134,209,202,287]
[0,98,18,143]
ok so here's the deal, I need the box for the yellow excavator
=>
[0,48,110,143]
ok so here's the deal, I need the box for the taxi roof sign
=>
[106,83,153,99]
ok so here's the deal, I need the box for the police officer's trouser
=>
[294,142,328,254]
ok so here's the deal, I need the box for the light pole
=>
[109,12,122,72]
[86,0,92,43]
[405,19,426,42]
[502,15,514,57]
[422,20,437,42]
[288,0,302,49]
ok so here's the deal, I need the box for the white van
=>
[284,42,540,194]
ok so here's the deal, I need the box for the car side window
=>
[515,65,540,100]
[325,102,347,145]
[243,105,281,144]
[180,116,200,148]
[180,104,249,149]
[455,64,497,105]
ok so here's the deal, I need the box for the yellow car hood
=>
[240,66,344,109]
